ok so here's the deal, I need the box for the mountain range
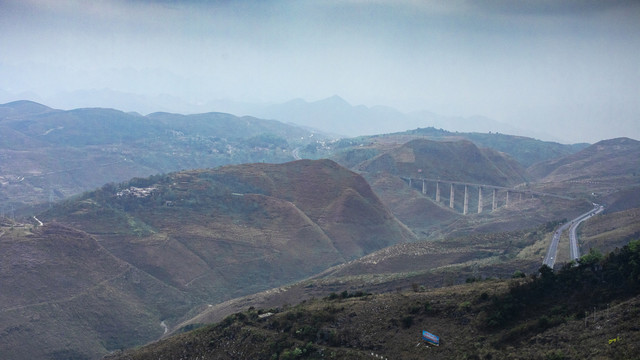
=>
[0,100,320,208]
[0,90,561,141]
[0,99,639,359]
[0,100,587,212]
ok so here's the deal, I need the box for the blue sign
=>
[422,330,440,346]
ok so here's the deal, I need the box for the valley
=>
[0,101,639,359]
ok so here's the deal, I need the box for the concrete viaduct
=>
[401,177,573,215]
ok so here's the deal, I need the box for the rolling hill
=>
[527,137,640,183]
[522,137,640,203]
[0,159,415,359]
[0,221,194,360]
[0,100,323,208]
[328,138,573,237]
[308,126,588,168]
[356,138,527,186]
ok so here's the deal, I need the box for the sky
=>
[1,0,639,143]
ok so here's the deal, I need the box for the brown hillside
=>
[527,137,640,183]
[30,159,414,356]
[1,160,414,359]
[197,159,416,258]
[580,207,640,254]
[358,139,528,186]
[0,222,193,360]
[362,172,460,236]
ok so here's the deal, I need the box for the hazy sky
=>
[1,0,639,143]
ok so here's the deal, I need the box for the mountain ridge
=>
[527,137,640,182]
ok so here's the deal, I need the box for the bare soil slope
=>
[0,222,193,360]
[527,137,640,183]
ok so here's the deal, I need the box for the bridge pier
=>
[436,182,440,202]
[463,185,469,215]
[492,189,497,211]
[506,191,510,207]
[478,187,483,214]
[422,180,426,195]
[409,178,412,188]
[449,184,455,209]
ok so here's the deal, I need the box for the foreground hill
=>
[0,160,415,359]
[107,240,640,360]
[0,221,194,360]
[0,100,321,208]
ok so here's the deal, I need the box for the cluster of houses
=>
[115,186,156,198]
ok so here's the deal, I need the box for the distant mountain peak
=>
[319,95,351,106]
[1,99,52,111]
[595,137,638,146]
[0,100,55,117]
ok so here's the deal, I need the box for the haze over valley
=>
[1,98,639,359]
[1,1,639,359]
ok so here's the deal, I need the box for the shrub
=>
[424,301,432,312]
[459,301,472,311]
[327,292,339,300]
[545,350,567,360]
[401,315,414,328]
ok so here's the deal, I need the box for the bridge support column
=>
[409,178,412,188]
[436,182,440,202]
[492,189,497,212]
[463,185,469,215]
[478,187,483,214]
[519,193,522,202]
[449,184,455,209]
[506,191,510,207]
[422,180,426,195]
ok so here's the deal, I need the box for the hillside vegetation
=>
[107,240,640,360]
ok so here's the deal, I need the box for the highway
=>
[569,204,605,261]
[543,203,604,268]
[291,147,302,160]
[401,176,575,201]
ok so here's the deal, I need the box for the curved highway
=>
[543,203,604,268]
[569,204,605,261]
